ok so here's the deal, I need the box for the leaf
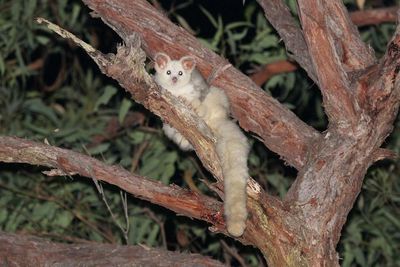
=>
[381,209,400,229]
[244,3,256,21]
[199,6,218,29]
[160,163,175,185]
[0,52,5,75]
[225,21,252,31]
[87,143,110,155]
[175,15,196,34]
[118,98,132,124]
[22,122,50,135]
[23,98,59,125]
[35,35,50,45]
[129,131,146,145]
[210,16,224,49]
[89,231,103,242]
[147,224,160,246]
[248,153,260,167]
[0,209,8,224]
[136,218,152,243]
[229,28,249,41]
[32,202,58,222]
[140,157,162,177]
[94,85,117,111]
[24,0,37,18]
[70,4,81,27]
[53,210,73,228]
[354,247,366,266]
[341,243,355,267]
[266,75,284,89]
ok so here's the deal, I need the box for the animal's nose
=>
[172,76,178,83]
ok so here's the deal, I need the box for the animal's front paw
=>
[196,104,207,118]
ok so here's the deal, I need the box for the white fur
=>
[199,87,249,237]
[162,124,193,151]
[154,53,200,150]
[154,53,249,236]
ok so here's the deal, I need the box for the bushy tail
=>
[200,87,250,237]
[215,120,249,237]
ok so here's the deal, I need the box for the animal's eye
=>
[166,70,171,75]
[178,71,183,76]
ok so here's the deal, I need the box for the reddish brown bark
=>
[249,60,298,86]
[248,6,399,87]
[0,231,224,267]
[0,137,225,230]
[79,0,400,265]
[350,7,399,26]
[0,0,399,266]
[82,0,320,170]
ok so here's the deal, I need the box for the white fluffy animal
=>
[154,53,250,237]
[154,53,202,151]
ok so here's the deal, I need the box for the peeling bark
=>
[83,0,320,170]
[0,0,399,266]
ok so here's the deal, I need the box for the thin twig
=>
[220,240,248,267]
[130,141,149,173]
[137,207,168,249]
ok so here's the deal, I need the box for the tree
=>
[0,0,399,266]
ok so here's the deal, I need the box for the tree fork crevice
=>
[82,0,320,170]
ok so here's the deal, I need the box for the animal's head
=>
[154,53,196,88]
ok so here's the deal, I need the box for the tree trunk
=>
[0,0,399,266]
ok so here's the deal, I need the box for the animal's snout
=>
[172,76,178,83]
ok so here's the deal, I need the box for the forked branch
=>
[36,17,222,181]
[82,0,320,170]
[256,0,318,84]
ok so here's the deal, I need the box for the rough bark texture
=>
[83,0,320,170]
[0,231,224,267]
[0,1,399,266]
[350,7,399,26]
[250,6,399,86]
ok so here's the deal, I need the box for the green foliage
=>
[0,0,399,266]
[340,166,400,267]
[0,0,173,249]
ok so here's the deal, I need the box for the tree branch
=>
[35,18,296,249]
[0,136,301,266]
[256,0,318,84]
[299,0,376,72]
[81,0,320,170]
[250,6,399,86]
[0,136,224,229]
[360,19,400,134]
[283,19,400,263]
[249,60,298,86]
[297,0,376,126]
[0,231,224,267]
[36,17,223,181]
[350,6,399,27]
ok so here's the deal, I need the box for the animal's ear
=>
[180,56,196,72]
[154,53,170,72]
